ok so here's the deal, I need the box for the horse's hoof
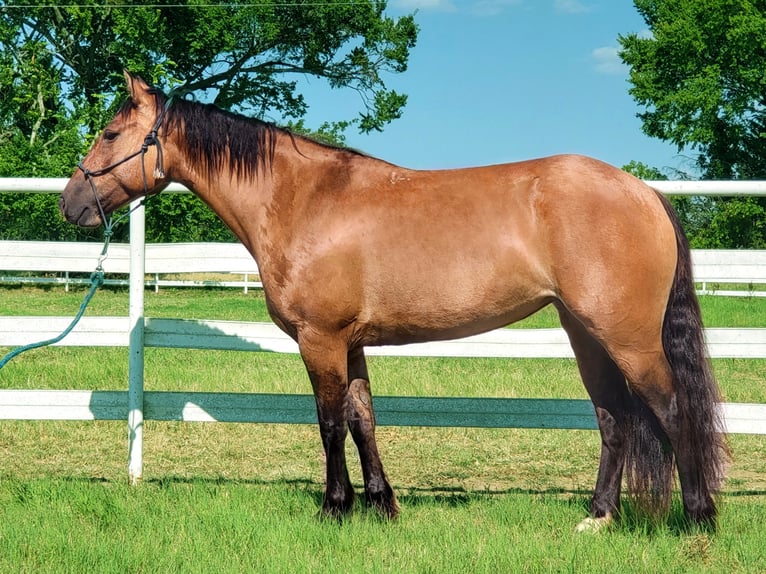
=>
[319,503,351,523]
[319,489,355,522]
[367,489,399,520]
[575,514,613,533]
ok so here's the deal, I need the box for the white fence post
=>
[127,200,146,485]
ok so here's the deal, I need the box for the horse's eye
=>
[103,130,119,142]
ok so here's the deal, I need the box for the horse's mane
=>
[122,88,368,182]
[160,90,276,182]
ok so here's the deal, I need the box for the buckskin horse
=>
[60,72,727,530]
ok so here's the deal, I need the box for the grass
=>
[1,286,766,572]
[1,476,766,573]
[2,281,765,324]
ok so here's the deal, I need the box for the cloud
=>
[592,46,627,75]
[554,0,590,13]
[469,0,523,16]
[392,0,523,13]
[392,0,456,10]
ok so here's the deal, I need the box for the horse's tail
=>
[625,192,728,516]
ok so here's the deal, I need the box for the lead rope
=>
[0,186,165,370]
[0,96,173,370]
[0,224,112,370]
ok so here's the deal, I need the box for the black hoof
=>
[366,486,399,519]
[320,488,355,521]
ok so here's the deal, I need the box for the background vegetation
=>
[620,0,766,248]
[2,1,765,247]
[0,0,417,242]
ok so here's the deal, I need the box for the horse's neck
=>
[168,133,322,263]
[184,177,273,257]
[170,131,389,271]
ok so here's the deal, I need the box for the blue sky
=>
[295,0,688,173]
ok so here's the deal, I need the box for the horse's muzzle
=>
[60,181,103,228]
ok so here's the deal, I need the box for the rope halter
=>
[77,98,171,231]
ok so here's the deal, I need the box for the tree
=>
[619,0,766,248]
[0,1,418,241]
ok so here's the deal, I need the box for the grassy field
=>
[1,286,765,572]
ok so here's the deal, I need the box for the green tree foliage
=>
[0,1,417,242]
[620,0,765,248]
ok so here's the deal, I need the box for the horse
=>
[60,71,727,530]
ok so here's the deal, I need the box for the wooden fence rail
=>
[1,316,765,359]
[0,390,762,435]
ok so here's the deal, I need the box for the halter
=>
[77,98,171,229]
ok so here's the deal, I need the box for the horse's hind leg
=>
[347,347,398,518]
[594,330,720,524]
[557,306,630,532]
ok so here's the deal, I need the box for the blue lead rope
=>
[0,269,104,369]
[0,226,113,370]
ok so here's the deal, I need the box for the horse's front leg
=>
[299,334,355,518]
[347,347,398,518]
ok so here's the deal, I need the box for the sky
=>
[293,0,688,173]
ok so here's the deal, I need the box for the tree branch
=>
[29,82,45,147]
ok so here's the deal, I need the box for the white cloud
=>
[393,0,524,14]
[470,0,523,16]
[554,0,590,14]
[392,0,456,10]
[592,46,626,75]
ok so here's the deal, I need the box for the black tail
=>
[624,405,675,517]
[659,192,729,493]
[623,193,728,518]
[658,193,729,510]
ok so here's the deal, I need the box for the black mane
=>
[131,89,368,182]
[158,91,277,182]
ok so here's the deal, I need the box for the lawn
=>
[1,286,765,572]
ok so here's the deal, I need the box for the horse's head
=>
[60,71,169,227]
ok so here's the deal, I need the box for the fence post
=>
[127,200,146,485]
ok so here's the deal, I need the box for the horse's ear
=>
[123,70,153,106]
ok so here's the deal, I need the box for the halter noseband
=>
[77,99,170,227]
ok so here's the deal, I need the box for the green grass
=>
[1,476,766,573]
[2,283,765,325]
[1,287,766,572]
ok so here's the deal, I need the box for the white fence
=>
[2,241,766,296]
[0,240,262,292]
[1,178,766,484]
